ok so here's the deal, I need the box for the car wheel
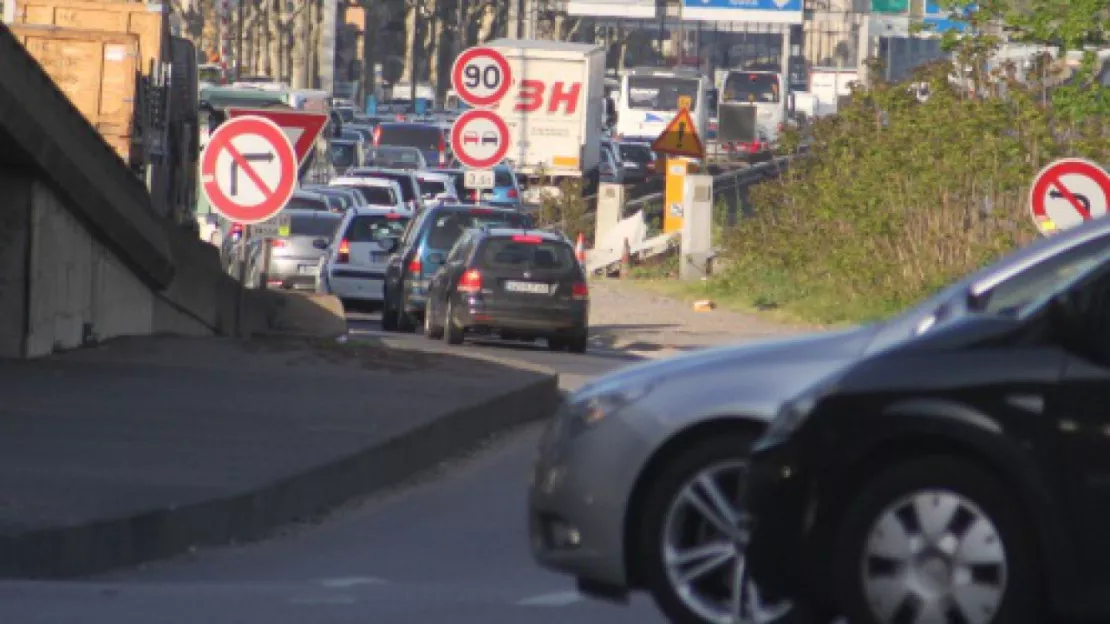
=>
[444,300,464,345]
[546,337,566,351]
[424,301,444,339]
[567,330,588,354]
[832,456,1041,624]
[639,434,795,624]
[381,290,398,331]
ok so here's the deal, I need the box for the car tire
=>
[397,308,417,332]
[381,290,398,331]
[567,330,588,354]
[638,433,794,624]
[424,302,444,339]
[444,300,464,345]
[832,456,1042,624]
[546,337,566,351]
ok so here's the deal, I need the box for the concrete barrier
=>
[244,290,348,338]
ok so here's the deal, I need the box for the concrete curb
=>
[0,371,560,579]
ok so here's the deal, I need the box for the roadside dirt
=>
[587,279,812,357]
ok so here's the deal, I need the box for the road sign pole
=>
[259,237,273,290]
[235,229,250,338]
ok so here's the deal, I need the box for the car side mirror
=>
[426,252,446,265]
[312,238,329,250]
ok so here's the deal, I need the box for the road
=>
[0,311,669,624]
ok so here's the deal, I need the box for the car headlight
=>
[562,382,654,438]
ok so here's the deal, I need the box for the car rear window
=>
[419,179,448,197]
[494,169,515,187]
[367,148,422,170]
[288,196,330,212]
[477,238,575,271]
[377,125,442,151]
[339,185,396,206]
[343,214,410,243]
[425,210,531,250]
[330,143,358,169]
[290,214,341,237]
[366,173,417,203]
[620,144,654,163]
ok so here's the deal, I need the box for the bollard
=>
[620,237,632,279]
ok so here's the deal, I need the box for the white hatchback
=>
[414,171,460,209]
[316,205,413,304]
[329,176,405,211]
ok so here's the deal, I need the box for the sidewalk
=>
[0,336,558,578]
[586,279,812,358]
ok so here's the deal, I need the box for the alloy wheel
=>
[661,460,793,624]
[861,490,1007,624]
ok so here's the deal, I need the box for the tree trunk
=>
[308,0,320,88]
[242,1,256,76]
[291,0,310,87]
[477,3,495,43]
[361,0,380,106]
[402,2,417,84]
[269,0,282,80]
[427,3,442,96]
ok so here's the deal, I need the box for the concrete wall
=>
[25,179,157,357]
[0,169,30,358]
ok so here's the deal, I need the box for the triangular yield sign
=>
[226,107,329,167]
[650,107,704,159]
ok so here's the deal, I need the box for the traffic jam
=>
[194,36,1110,624]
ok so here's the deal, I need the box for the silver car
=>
[244,208,343,290]
[529,216,1110,624]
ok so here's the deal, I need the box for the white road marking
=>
[318,576,388,589]
[515,590,584,607]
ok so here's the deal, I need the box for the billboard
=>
[682,0,804,24]
[871,0,909,12]
[924,1,970,33]
[567,0,656,18]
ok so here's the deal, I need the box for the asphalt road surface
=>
[0,312,667,624]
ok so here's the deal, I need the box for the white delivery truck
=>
[484,39,606,197]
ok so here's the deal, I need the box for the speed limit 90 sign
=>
[451,46,512,108]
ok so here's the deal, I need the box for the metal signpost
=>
[1029,158,1110,236]
[199,115,298,334]
[450,46,513,186]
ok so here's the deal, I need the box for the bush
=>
[713,31,1110,323]
[535,178,592,242]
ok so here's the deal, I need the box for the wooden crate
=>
[13,0,165,75]
[10,24,138,160]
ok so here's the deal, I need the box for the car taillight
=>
[470,208,492,215]
[385,212,401,220]
[407,257,422,274]
[337,239,350,263]
[470,189,479,202]
[571,281,589,301]
[438,135,446,166]
[511,235,542,244]
[270,239,286,248]
[507,188,518,199]
[231,223,244,235]
[458,269,482,294]
[372,127,381,146]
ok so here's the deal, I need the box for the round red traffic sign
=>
[201,116,296,224]
[1029,158,1110,235]
[450,109,511,170]
[451,46,512,108]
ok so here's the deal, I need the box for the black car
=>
[423,228,589,352]
[373,122,447,168]
[744,220,1110,624]
[382,204,534,332]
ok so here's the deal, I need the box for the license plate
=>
[298,265,316,275]
[505,281,550,294]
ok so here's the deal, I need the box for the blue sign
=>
[366,95,377,115]
[682,0,804,23]
[924,1,970,33]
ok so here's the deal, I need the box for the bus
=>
[718,69,788,145]
[614,67,709,148]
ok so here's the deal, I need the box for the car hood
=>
[578,325,880,426]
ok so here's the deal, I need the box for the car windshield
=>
[426,210,530,250]
[330,143,358,169]
[477,238,575,271]
[337,185,396,206]
[722,73,781,104]
[289,214,341,237]
[343,214,410,243]
[626,76,700,111]
[971,239,1110,318]
[377,125,442,151]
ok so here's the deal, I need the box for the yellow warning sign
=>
[650,107,704,159]
[677,95,692,110]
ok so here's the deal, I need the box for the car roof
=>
[330,138,359,145]
[415,171,452,181]
[348,167,419,178]
[431,203,524,214]
[347,205,415,218]
[331,176,402,188]
[292,189,328,201]
[282,207,342,219]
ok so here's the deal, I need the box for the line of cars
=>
[529,213,1110,622]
